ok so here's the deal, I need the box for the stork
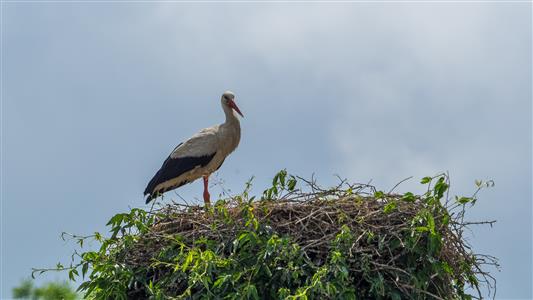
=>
[144,91,243,206]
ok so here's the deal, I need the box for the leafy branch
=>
[34,170,498,300]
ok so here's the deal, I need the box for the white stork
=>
[144,91,243,206]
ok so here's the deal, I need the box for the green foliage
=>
[262,169,297,200]
[34,171,497,300]
[12,280,33,299]
[12,279,78,300]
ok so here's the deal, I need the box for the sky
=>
[1,2,532,299]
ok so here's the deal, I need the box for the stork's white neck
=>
[222,103,241,125]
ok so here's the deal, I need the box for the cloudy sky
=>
[1,2,531,299]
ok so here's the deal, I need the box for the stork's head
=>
[221,91,243,118]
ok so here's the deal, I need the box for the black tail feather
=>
[143,152,216,204]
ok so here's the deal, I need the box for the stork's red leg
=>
[203,176,211,207]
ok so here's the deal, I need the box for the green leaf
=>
[441,261,453,275]
[442,212,450,226]
[182,251,194,272]
[457,196,472,204]
[433,176,448,199]
[401,192,416,202]
[76,281,90,292]
[420,176,432,184]
[287,177,297,191]
[415,226,429,232]
[68,268,78,281]
[374,191,385,199]
[82,262,89,278]
[246,284,259,300]
[213,275,229,289]
[279,171,287,187]
[427,213,436,235]
[383,201,397,214]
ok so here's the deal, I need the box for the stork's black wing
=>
[144,152,216,204]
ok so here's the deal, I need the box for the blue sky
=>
[1,2,531,299]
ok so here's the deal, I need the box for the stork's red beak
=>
[228,100,244,118]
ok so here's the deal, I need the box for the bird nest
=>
[117,175,497,299]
